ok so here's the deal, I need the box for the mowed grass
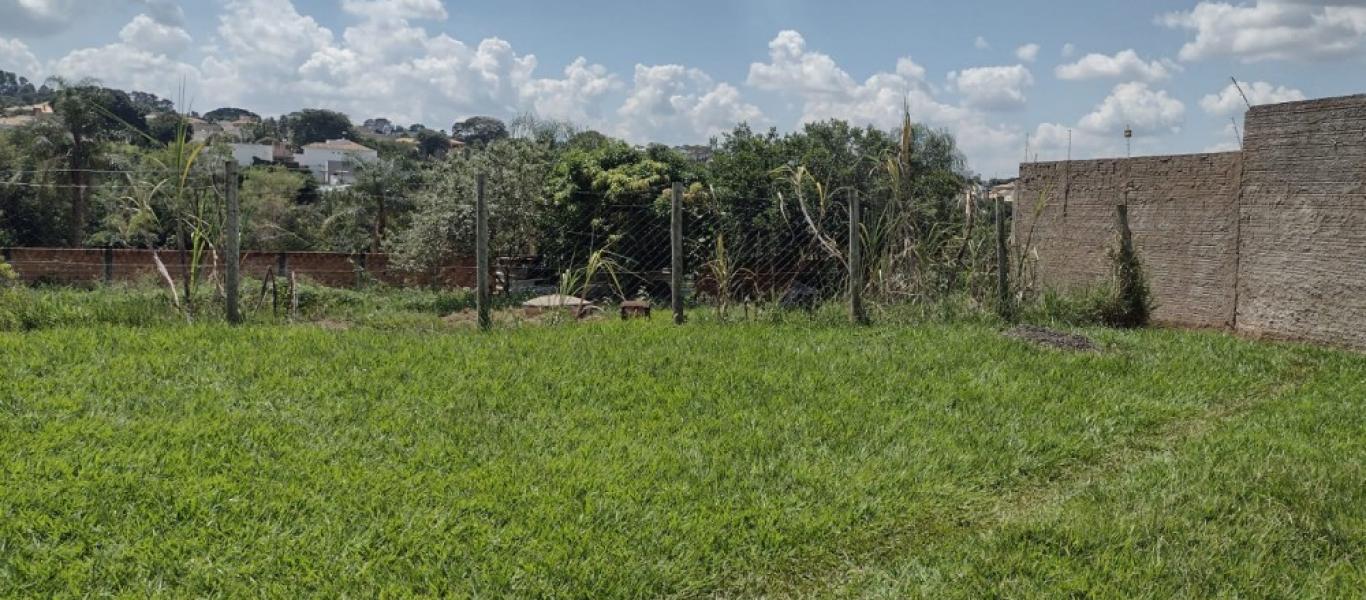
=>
[0,318,1362,597]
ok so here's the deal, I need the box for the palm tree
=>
[46,78,112,245]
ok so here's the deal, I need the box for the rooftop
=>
[304,139,373,152]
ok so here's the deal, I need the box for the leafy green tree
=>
[451,116,508,148]
[239,167,319,251]
[387,139,549,279]
[285,109,355,147]
[350,157,419,252]
[46,79,149,244]
[147,113,192,146]
[415,128,452,160]
[539,140,701,293]
[0,128,68,246]
[204,107,260,122]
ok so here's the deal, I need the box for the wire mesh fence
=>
[1,161,1015,330]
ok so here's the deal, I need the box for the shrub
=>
[1101,220,1153,329]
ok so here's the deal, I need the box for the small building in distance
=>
[228,139,377,187]
[298,139,379,186]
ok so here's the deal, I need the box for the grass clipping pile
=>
[1006,325,1100,352]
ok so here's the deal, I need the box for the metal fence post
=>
[476,173,491,332]
[671,182,685,325]
[995,195,1011,320]
[849,189,867,325]
[225,160,242,325]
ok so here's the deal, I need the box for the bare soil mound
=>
[1006,325,1100,352]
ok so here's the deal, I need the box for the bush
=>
[0,257,15,287]
[1101,229,1153,329]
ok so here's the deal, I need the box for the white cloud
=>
[1061,42,1077,58]
[0,0,78,34]
[53,44,200,101]
[119,13,192,56]
[616,65,764,142]
[0,0,183,35]
[0,36,42,79]
[1078,82,1186,135]
[747,30,859,96]
[521,57,622,125]
[1015,43,1040,62]
[949,65,1034,110]
[48,12,198,96]
[974,36,991,50]
[748,30,1023,175]
[133,0,184,26]
[1160,1,1366,62]
[1055,49,1178,82]
[1200,80,1306,116]
[340,0,447,22]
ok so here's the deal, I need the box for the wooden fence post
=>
[995,195,1011,320]
[671,182,685,325]
[225,160,242,324]
[476,173,491,332]
[849,189,868,325]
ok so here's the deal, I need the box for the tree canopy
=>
[204,107,260,122]
[451,116,508,148]
[284,109,355,146]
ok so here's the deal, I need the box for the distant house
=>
[228,142,293,166]
[0,102,54,129]
[990,181,1017,204]
[218,116,260,140]
[187,117,223,143]
[297,139,379,186]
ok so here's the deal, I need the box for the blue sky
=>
[2,0,1364,175]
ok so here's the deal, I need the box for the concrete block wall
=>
[1014,93,1366,349]
[1015,153,1243,328]
[1237,95,1366,348]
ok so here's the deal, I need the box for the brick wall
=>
[1014,93,1366,349]
[1237,95,1366,348]
[1,248,477,289]
[1016,153,1242,328]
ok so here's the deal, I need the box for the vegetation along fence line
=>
[0,246,478,289]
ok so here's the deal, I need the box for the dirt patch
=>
[1006,325,1100,352]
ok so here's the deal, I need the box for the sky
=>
[1,0,1364,176]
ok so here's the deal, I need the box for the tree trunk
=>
[371,195,386,254]
[68,137,86,246]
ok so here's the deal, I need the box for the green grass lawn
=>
[1,318,1362,597]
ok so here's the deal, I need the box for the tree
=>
[285,109,354,147]
[204,107,260,122]
[128,91,174,116]
[362,117,394,134]
[0,128,68,246]
[147,113,192,146]
[388,139,549,278]
[415,128,451,159]
[539,140,701,295]
[47,79,149,244]
[350,157,418,253]
[239,167,319,251]
[451,116,508,148]
[0,70,51,107]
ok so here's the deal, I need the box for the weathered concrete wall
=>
[1237,95,1366,348]
[1015,153,1243,328]
[1014,93,1366,349]
[2,248,478,289]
